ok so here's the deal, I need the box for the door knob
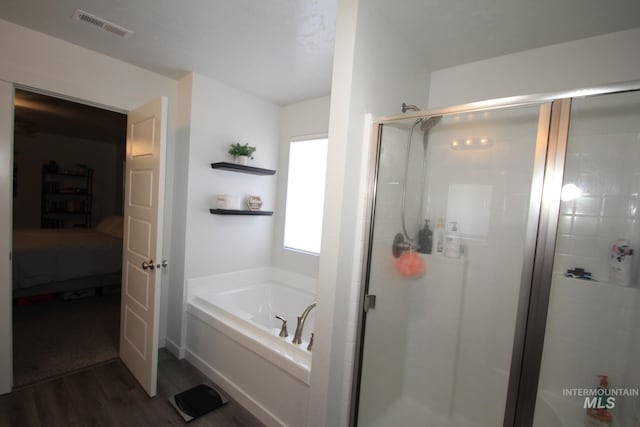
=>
[156,260,168,269]
[142,260,155,270]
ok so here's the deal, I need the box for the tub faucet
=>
[292,303,316,345]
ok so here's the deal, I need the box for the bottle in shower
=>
[444,221,462,258]
[418,219,433,254]
[434,218,445,255]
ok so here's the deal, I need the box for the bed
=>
[12,216,123,298]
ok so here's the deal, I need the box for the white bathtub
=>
[185,270,316,427]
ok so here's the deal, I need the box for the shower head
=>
[420,115,442,132]
[420,115,442,152]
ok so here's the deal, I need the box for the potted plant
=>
[228,143,256,165]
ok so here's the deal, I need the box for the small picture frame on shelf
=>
[246,196,263,211]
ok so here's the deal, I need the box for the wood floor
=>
[0,349,266,427]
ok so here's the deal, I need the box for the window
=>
[283,137,328,254]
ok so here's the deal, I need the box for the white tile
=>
[572,215,600,236]
[560,199,576,215]
[630,172,640,197]
[575,172,600,195]
[553,254,573,275]
[574,196,602,216]
[627,196,640,218]
[555,235,572,255]
[579,153,598,172]
[614,218,636,241]
[602,195,625,217]
[569,235,600,259]
[557,215,574,234]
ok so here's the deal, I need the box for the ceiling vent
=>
[72,9,133,39]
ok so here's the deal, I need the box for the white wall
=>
[309,0,431,425]
[0,18,179,347]
[272,96,331,278]
[170,73,281,350]
[0,80,14,394]
[182,72,280,278]
[164,74,193,354]
[428,27,640,108]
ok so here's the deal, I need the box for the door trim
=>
[0,81,14,394]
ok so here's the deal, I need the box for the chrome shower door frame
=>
[350,80,640,427]
[504,98,571,426]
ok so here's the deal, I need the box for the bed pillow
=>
[96,216,124,239]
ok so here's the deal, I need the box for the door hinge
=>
[363,294,376,312]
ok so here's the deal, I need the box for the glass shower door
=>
[356,104,548,426]
[533,90,640,427]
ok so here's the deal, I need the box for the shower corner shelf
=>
[210,208,273,216]
[211,162,276,176]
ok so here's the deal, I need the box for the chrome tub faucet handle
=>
[307,333,314,351]
[275,315,288,338]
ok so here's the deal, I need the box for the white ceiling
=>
[1,0,639,105]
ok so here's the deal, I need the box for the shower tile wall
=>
[535,93,640,426]
[556,137,640,281]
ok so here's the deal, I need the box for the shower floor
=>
[367,395,475,427]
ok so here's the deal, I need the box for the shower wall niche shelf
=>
[211,162,276,176]
[210,209,273,216]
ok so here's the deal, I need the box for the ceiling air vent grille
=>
[72,9,133,39]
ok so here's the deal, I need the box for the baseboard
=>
[164,337,185,359]
[184,349,285,427]
[158,336,166,348]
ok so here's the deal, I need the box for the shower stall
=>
[352,83,640,426]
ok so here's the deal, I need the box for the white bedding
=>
[12,229,123,290]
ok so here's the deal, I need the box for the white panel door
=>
[120,97,167,397]
[0,81,13,395]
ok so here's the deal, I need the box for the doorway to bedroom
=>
[12,89,127,387]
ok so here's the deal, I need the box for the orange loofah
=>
[395,251,425,278]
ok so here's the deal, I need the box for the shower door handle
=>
[364,294,376,312]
